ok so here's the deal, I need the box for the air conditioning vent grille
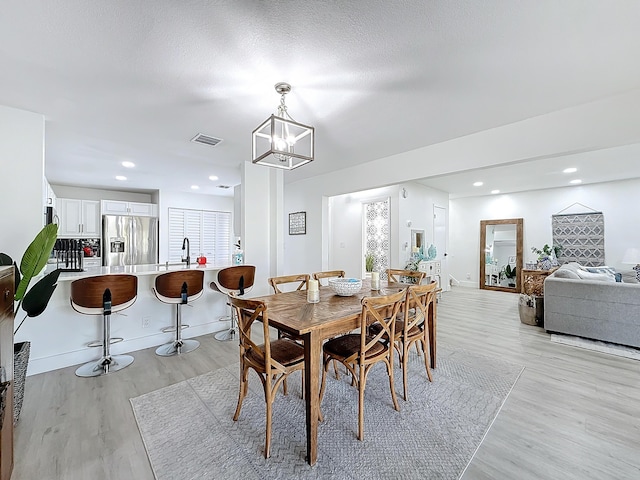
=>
[191,133,223,147]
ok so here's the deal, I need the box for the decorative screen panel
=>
[364,199,390,279]
[552,212,605,267]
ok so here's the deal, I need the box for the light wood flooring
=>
[12,287,640,479]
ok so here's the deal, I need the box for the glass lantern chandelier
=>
[252,82,314,170]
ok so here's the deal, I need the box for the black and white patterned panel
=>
[365,199,390,279]
[552,212,605,267]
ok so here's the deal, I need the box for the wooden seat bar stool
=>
[153,270,204,356]
[210,265,256,342]
[70,274,138,377]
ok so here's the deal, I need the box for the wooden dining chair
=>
[268,273,310,293]
[386,268,426,285]
[395,281,438,400]
[267,273,310,395]
[312,270,345,286]
[318,288,406,441]
[229,295,305,459]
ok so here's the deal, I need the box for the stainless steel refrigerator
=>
[102,215,159,266]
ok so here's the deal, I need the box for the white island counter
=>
[17,263,232,376]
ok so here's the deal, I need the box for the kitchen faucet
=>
[182,237,190,267]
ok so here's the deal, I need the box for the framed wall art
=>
[289,211,306,235]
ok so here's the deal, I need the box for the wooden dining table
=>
[250,279,438,465]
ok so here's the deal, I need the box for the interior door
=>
[433,205,447,290]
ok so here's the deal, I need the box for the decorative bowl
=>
[328,278,362,296]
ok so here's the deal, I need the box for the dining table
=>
[250,278,438,465]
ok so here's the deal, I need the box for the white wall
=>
[450,178,640,287]
[0,105,44,261]
[157,190,234,263]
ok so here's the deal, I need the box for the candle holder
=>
[307,279,320,303]
[371,271,380,290]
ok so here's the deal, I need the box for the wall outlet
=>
[142,316,151,328]
[466,273,471,280]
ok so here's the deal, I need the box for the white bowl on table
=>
[328,278,363,296]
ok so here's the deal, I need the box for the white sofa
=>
[544,263,640,348]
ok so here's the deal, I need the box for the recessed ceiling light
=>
[208,175,219,181]
[563,167,577,173]
[191,185,199,190]
[491,189,500,194]
[569,179,582,184]
[473,181,483,187]
[121,161,135,168]
[115,175,127,181]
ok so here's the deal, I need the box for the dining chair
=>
[318,288,406,441]
[229,295,305,459]
[267,273,311,394]
[385,281,438,400]
[267,273,310,293]
[386,268,426,284]
[312,270,345,286]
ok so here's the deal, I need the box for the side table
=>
[519,268,558,326]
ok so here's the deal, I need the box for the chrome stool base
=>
[155,339,200,356]
[214,327,237,342]
[75,354,134,377]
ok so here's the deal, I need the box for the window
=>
[168,208,232,267]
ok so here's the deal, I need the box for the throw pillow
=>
[553,268,581,280]
[621,271,639,284]
[575,269,616,282]
[586,266,621,282]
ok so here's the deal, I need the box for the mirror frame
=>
[411,229,425,252]
[479,218,523,293]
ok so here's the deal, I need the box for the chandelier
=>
[252,82,315,170]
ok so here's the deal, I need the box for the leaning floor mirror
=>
[479,218,523,293]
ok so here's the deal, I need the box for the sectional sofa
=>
[543,263,640,349]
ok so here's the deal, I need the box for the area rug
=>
[130,347,523,480]
[550,334,640,361]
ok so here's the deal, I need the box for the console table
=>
[521,268,557,295]
[418,260,442,292]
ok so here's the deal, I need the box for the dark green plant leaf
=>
[15,223,58,301]
[21,269,61,319]
[0,253,12,265]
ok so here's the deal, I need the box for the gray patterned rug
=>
[130,347,523,480]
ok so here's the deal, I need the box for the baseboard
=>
[26,319,232,376]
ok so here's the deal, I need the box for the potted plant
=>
[501,264,517,287]
[365,253,374,273]
[531,244,562,270]
[0,223,61,423]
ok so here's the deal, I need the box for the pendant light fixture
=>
[252,82,314,170]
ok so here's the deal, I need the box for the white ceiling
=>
[1,1,639,198]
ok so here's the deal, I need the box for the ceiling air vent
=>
[217,185,231,189]
[191,133,223,147]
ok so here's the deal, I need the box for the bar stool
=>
[70,274,138,377]
[153,270,204,356]
[210,265,256,341]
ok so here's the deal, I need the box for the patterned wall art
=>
[552,212,605,267]
[364,199,390,279]
[288,211,306,235]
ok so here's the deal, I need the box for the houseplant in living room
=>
[0,223,61,424]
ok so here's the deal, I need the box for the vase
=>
[13,340,30,425]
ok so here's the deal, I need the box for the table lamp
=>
[622,248,640,281]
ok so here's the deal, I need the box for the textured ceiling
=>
[1,1,639,197]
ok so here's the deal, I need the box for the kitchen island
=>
[16,263,232,376]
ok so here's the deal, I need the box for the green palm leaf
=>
[15,223,58,301]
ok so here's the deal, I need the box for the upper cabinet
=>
[58,198,101,238]
[101,200,157,217]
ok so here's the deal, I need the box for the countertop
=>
[47,263,221,282]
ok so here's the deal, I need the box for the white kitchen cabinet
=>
[101,200,157,217]
[58,198,101,238]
